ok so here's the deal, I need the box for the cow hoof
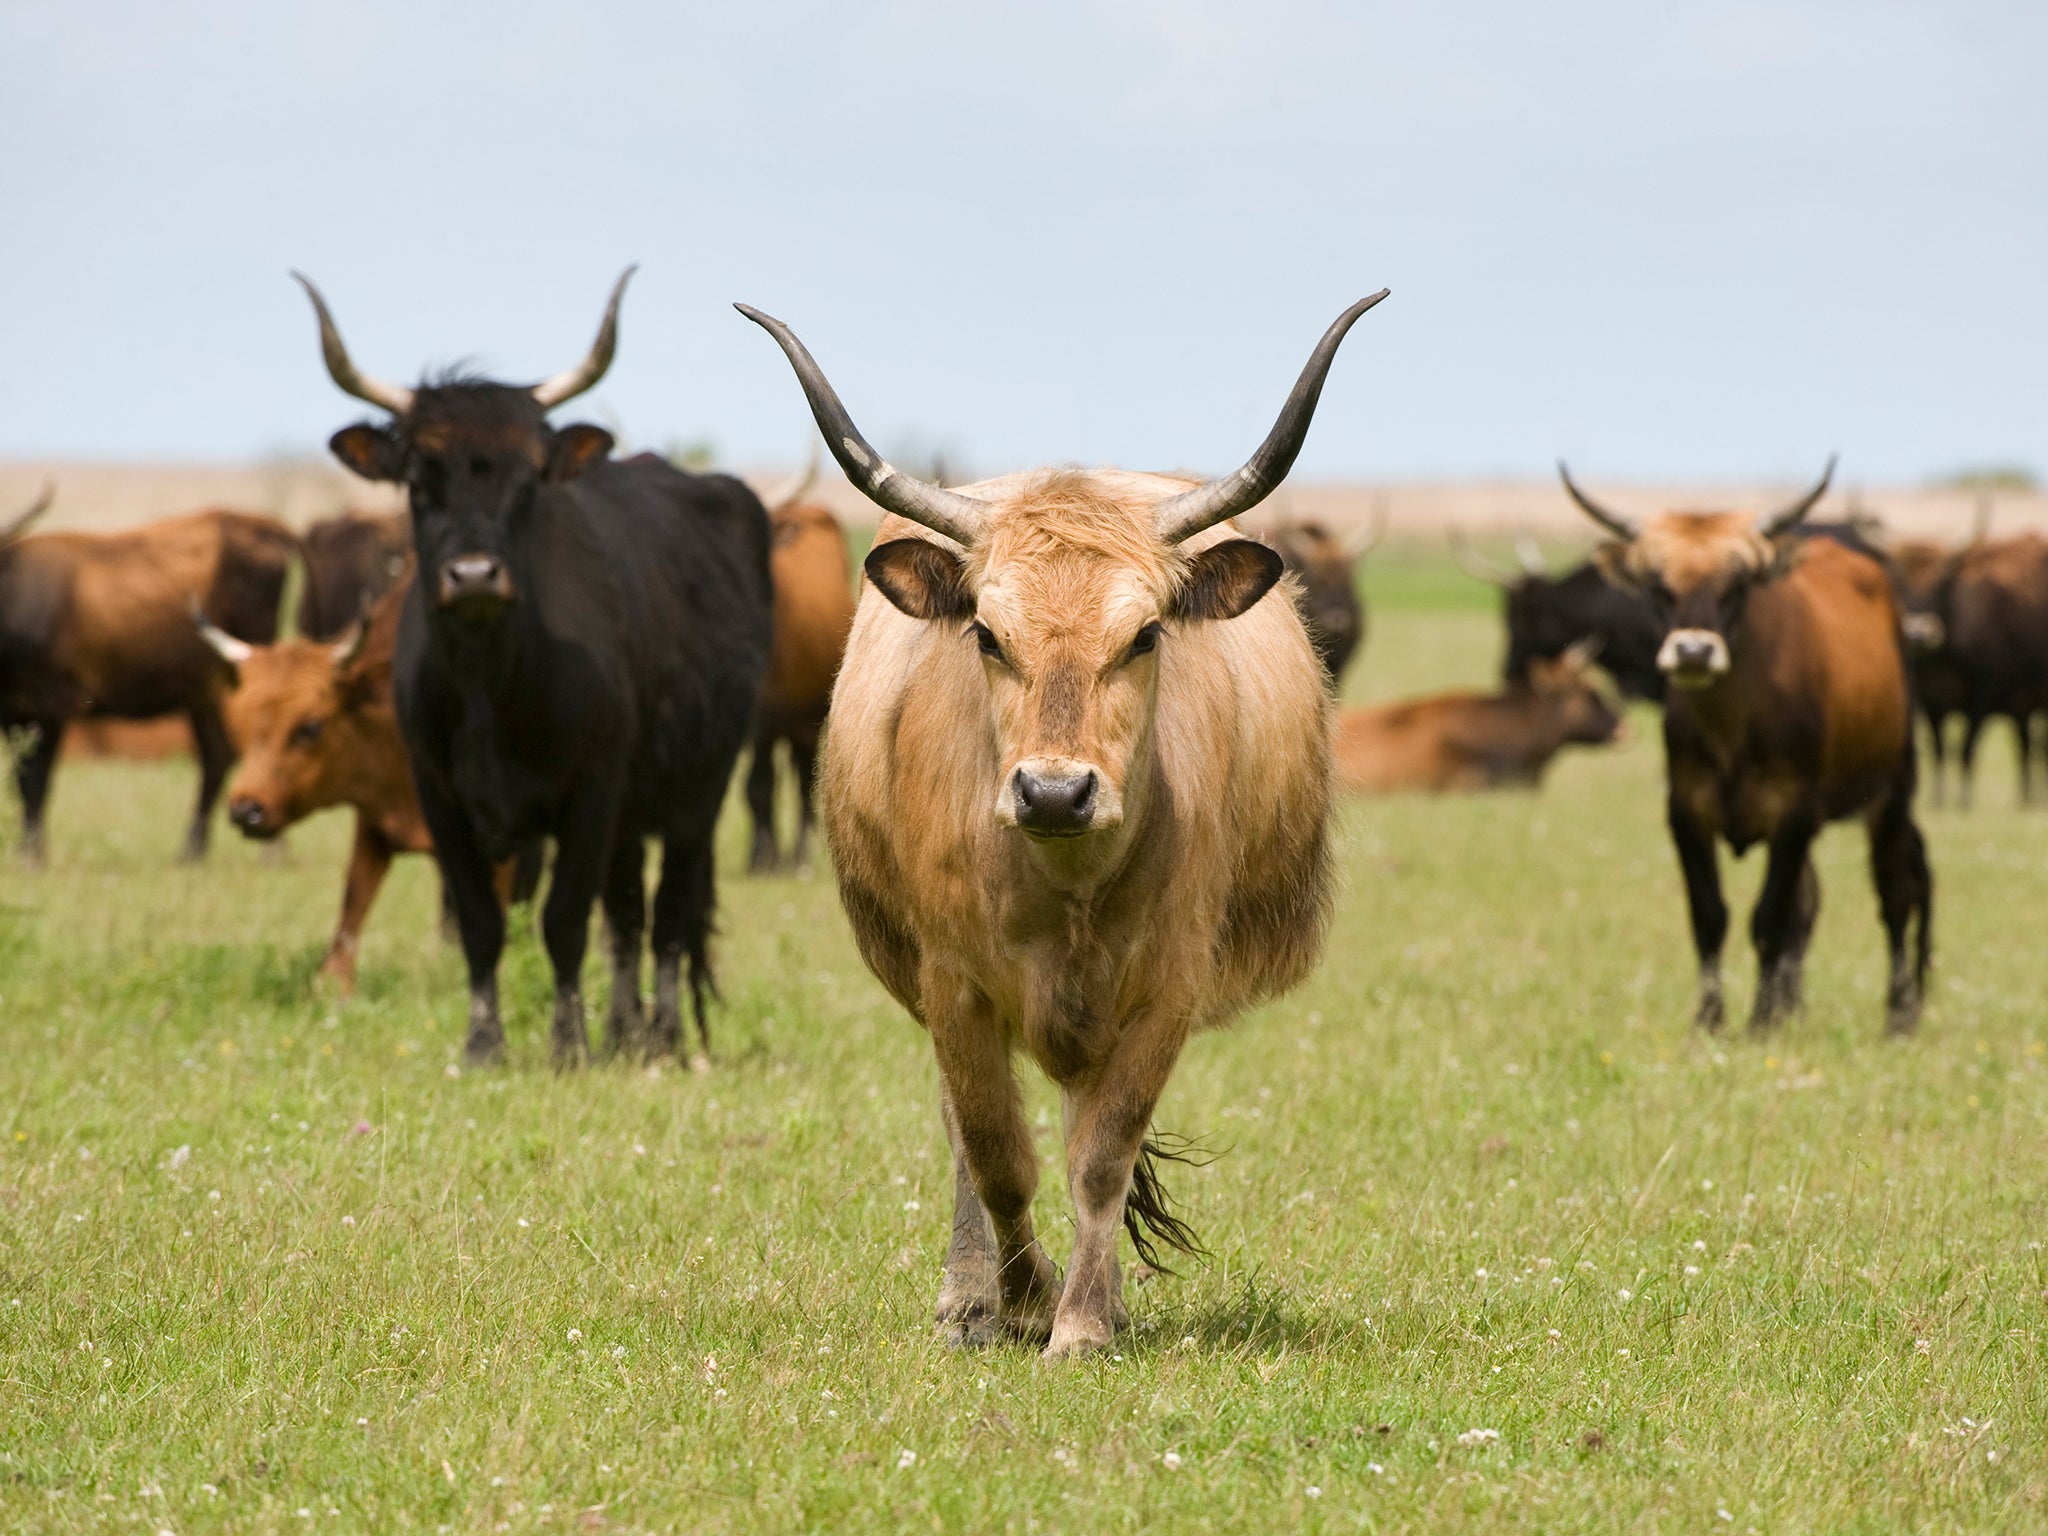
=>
[464,1034,505,1067]
[1886,1000,1922,1037]
[1042,1317,1115,1361]
[934,1301,1002,1349]
[1693,997,1725,1032]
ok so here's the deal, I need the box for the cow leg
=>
[416,794,508,1065]
[1923,711,1947,808]
[600,833,647,1058]
[1748,818,1819,1033]
[745,731,780,874]
[1047,1009,1193,1360]
[319,814,395,995]
[183,705,234,861]
[11,718,62,865]
[538,789,619,1070]
[1668,797,1729,1030]
[1958,715,1984,811]
[926,978,1060,1343]
[789,731,822,870]
[1777,855,1822,1015]
[650,830,717,1060]
[2016,713,2034,806]
[1869,792,1933,1036]
[933,1089,1002,1347]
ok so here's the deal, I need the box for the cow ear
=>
[547,423,615,481]
[864,539,973,621]
[1589,540,1639,592]
[330,425,402,483]
[1171,539,1284,622]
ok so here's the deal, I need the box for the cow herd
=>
[0,271,2036,1356]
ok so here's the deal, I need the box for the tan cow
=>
[1564,461,1931,1034]
[740,291,1384,1358]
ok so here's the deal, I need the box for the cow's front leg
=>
[318,814,395,993]
[1668,794,1729,1030]
[1048,1008,1191,1361]
[932,1089,1001,1347]
[927,979,1059,1343]
[539,783,624,1069]
[415,789,507,1064]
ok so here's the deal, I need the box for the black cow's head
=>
[294,270,631,625]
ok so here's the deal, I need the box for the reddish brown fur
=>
[217,577,429,991]
[824,467,1331,1359]
[746,500,855,870]
[1332,651,1622,794]
[61,717,194,761]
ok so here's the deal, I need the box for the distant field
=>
[2,559,2045,1534]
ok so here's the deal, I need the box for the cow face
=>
[329,389,613,625]
[864,475,1281,851]
[1590,513,1795,691]
[215,634,379,837]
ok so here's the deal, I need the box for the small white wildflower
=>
[356,1418,368,1427]
[168,1145,191,1172]
[632,1143,646,1156]
[1474,1268,1488,1279]
[1457,1428,1500,1447]
[903,1200,920,1212]
[612,1346,626,1361]
[1685,1265,1701,1277]
[566,1328,582,1343]
[1368,1461,1385,1474]
[1693,1240,1707,1252]
[1915,1338,1931,1356]
[1701,1179,1715,1191]
[1617,1348,1631,1358]
[341,1215,355,1227]
[1717,1510,1734,1523]
[208,1190,221,1202]
[444,1064,460,1079]
[1162,1451,1183,1470]
[1616,1287,1632,1301]
[1305,1485,1322,1498]
[1547,1328,1561,1340]
[517,1219,529,1229]
[895,1449,916,1470]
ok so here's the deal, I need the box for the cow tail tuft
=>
[1122,1131,1217,1274]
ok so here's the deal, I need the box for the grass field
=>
[3,552,2045,1534]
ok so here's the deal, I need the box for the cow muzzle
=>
[437,555,517,619]
[228,794,282,839]
[1001,757,1121,840]
[1657,628,1731,690]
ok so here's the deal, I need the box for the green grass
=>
[2,552,2045,1534]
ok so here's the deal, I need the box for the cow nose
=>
[1673,637,1714,667]
[228,796,271,834]
[1012,766,1098,837]
[438,555,513,611]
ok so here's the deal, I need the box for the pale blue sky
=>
[3,1,2042,482]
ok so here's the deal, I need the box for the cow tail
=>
[1122,1131,1216,1274]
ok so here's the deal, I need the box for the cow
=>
[1263,505,1381,687]
[293,268,774,1065]
[738,289,1385,1358]
[1332,639,1622,794]
[1563,459,1932,1035]
[197,577,429,991]
[296,511,411,640]
[746,452,856,871]
[61,717,193,760]
[1452,532,1667,701]
[0,489,294,862]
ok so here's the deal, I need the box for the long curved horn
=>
[0,482,55,546]
[1448,527,1520,587]
[734,305,991,546]
[190,598,254,668]
[533,266,637,409]
[762,443,821,513]
[1558,463,1639,540]
[1153,290,1390,545]
[291,272,415,415]
[1760,454,1836,536]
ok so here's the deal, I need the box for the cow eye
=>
[289,718,325,748]
[969,621,1006,661]
[1124,621,1163,662]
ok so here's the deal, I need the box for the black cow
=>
[293,269,774,1065]
[1452,534,1667,701]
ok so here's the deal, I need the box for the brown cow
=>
[1264,506,1381,686]
[296,511,411,640]
[746,455,856,871]
[741,290,1384,1358]
[198,578,427,991]
[61,717,194,761]
[0,493,294,862]
[1565,460,1931,1035]
[1332,640,1622,793]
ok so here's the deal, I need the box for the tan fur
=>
[823,467,1331,1358]
[764,502,855,719]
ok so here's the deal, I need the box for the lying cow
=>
[741,289,1384,1357]
[1332,640,1622,793]
[1565,459,1931,1035]
[0,489,294,862]
[295,268,774,1064]
[746,453,856,871]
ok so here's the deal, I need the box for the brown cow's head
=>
[1525,638,1625,746]
[1565,459,1835,691]
[738,293,1386,855]
[292,270,629,626]
[197,619,384,838]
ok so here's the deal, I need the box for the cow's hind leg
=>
[11,718,62,865]
[933,1090,1002,1347]
[789,729,822,870]
[1748,818,1819,1033]
[928,979,1060,1344]
[600,833,647,1057]
[1869,792,1933,1035]
[2017,713,2035,806]
[1047,1008,1194,1361]
[745,728,780,874]
[183,705,234,861]
[651,827,717,1060]
[1668,796,1730,1030]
